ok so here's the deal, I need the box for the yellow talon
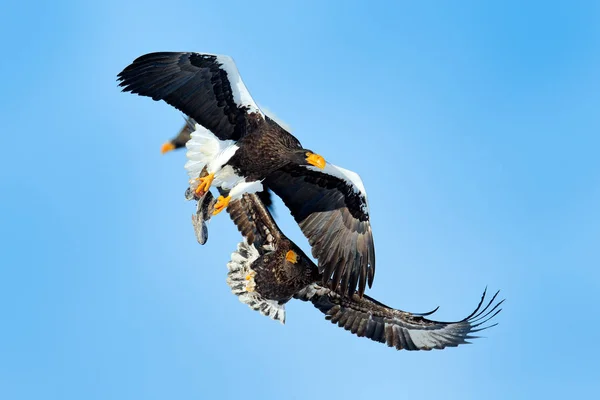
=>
[305,152,326,169]
[195,173,215,196]
[245,270,256,280]
[212,195,231,215]
[285,250,298,264]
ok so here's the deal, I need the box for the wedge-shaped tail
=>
[226,242,286,324]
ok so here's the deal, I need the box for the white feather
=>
[226,241,286,324]
[304,163,367,196]
[184,124,246,193]
[229,180,263,200]
[302,162,370,213]
[185,124,235,179]
[215,55,263,116]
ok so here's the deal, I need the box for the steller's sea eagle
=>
[160,117,275,211]
[160,116,195,154]
[118,52,374,297]
[224,192,503,351]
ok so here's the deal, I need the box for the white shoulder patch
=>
[302,162,370,215]
[303,163,367,197]
[228,180,264,201]
[303,162,369,217]
[215,55,263,116]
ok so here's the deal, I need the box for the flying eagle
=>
[118,52,375,297]
[160,116,195,155]
[161,117,275,211]
[224,192,503,351]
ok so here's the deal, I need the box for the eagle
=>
[160,116,194,155]
[161,117,275,212]
[118,52,375,297]
[221,192,502,351]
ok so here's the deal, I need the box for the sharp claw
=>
[212,195,231,215]
[195,173,215,196]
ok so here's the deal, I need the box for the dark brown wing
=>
[265,163,375,297]
[118,52,263,141]
[295,286,503,351]
[227,193,283,254]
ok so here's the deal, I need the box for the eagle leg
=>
[195,173,215,196]
[212,195,231,215]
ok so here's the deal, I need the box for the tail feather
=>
[226,242,286,324]
[185,124,235,185]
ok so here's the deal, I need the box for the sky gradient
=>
[1,1,599,399]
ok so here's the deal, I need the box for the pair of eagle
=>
[118,52,502,351]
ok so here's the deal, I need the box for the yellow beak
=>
[305,152,326,169]
[161,142,176,154]
[285,250,298,264]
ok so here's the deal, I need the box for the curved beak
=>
[161,142,176,154]
[305,152,326,169]
[285,250,298,264]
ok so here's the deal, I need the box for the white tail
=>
[185,124,235,181]
[226,241,286,324]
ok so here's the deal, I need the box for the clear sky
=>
[1,1,599,399]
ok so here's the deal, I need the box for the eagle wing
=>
[227,193,283,254]
[118,52,263,141]
[295,285,503,351]
[226,193,290,323]
[265,163,375,297]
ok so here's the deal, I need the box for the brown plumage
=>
[226,193,503,350]
[118,52,375,297]
[165,117,275,211]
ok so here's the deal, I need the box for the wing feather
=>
[226,193,282,252]
[265,164,374,297]
[295,285,503,351]
[118,52,263,141]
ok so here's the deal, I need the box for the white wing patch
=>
[302,162,370,213]
[228,180,264,201]
[303,163,367,197]
[215,55,263,116]
[226,241,286,324]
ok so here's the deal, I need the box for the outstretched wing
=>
[118,52,263,141]
[295,286,503,351]
[265,163,375,297]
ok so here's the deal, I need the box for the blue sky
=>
[1,1,599,399]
